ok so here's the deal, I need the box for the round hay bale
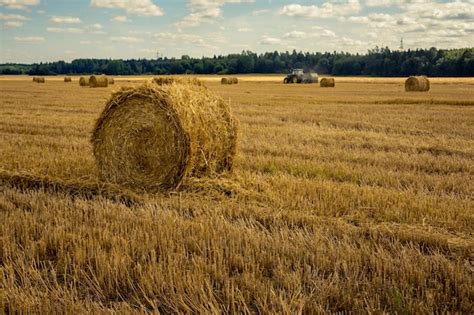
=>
[90,75,108,88]
[79,76,89,86]
[108,77,115,85]
[231,77,238,84]
[36,77,45,83]
[405,76,430,92]
[153,77,203,86]
[92,82,238,191]
[221,77,232,85]
[32,77,37,82]
[320,78,335,87]
[64,77,72,82]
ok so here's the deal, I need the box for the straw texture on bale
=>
[90,75,108,88]
[79,76,89,86]
[64,77,72,82]
[36,77,45,83]
[320,78,335,87]
[405,76,430,92]
[108,78,115,84]
[153,77,203,86]
[92,82,238,191]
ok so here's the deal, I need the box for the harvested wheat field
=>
[0,76,473,314]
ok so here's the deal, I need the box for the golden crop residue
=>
[0,76,473,313]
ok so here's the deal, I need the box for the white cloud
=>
[90,0,164,16]
[111,15,128,22]
[3,20,23,28]
[283,30,307,39]
[237,27,252,32]
[139,48,156,54]
[402,1,474,20]
[1,14,27,29]
[50,16,82,24]
[259,35,281,45]
[284,28,336,39]
[111,36,143,43]
[14,36,44,42]
[176,0,254,28]
[252,9,269,16]
[90,23,103,29]
[340,36,366,46]
[154,32,205,45]
[47,27,84,34]
[279,1,361,18]
[0,13,28,20]
[0,0,39,10]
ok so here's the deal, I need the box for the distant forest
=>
[1,47,473,77]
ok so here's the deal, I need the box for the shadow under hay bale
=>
[405,76,430,92]
[90,75,108,88]
[153,76,203,86]
[36,77,45,83]
[0,171,143,207]
[79,76,89,86]
[92,82,238,192]
[320,78,335,87]
[64,77,72,82]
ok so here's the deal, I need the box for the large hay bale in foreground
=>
[153,76,202,86]
[320,78,335,87]
[90,75,108,88]
[64,77,72,82]
[405,76,430,92]
[79,76,89,86]
[92,82,238,191]
[36,77,45,83]
[108,77,115,85]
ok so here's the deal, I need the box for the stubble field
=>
[1,76,473,313]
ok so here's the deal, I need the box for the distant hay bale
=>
[405,76,430,92]
[90,75,108,88]
[32,77,37,82]
[320,78,335,87]
[92,82,238,191]
[64,77,72,82]
[108,78,115,85]
[221,77,238,84]
[221,77,230,85]
[153,76,203,86]
[79,76,89,86]
[36,77,45,83]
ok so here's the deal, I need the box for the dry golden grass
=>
[0,76,473,313]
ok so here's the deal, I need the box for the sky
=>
[0,0,473,63]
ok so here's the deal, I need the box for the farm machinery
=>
[283,69,318,84]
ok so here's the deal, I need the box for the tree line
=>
[1,47,473,77]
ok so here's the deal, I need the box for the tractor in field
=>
[283,69,318,84]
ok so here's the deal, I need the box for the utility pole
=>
[400,37,404,50]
